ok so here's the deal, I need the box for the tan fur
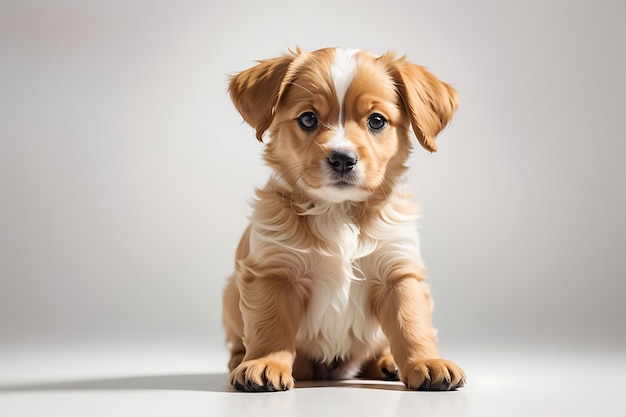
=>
[223,47,465,391]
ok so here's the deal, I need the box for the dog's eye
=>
[298,112,318,131]
[367,113,388,132]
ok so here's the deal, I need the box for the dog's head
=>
[229,47,457,203]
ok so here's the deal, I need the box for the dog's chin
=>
[307,183,373,204]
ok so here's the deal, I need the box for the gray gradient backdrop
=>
[1,0,625,360]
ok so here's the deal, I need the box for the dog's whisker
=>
[320,121,336,131]
[312,140,328,152]
[285,81,315,97]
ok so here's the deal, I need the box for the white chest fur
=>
[295,258,387,362]
[293,204,389,362]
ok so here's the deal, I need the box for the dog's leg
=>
[223,275,246,371]
[371,276,465,390]
[228,269,306,392]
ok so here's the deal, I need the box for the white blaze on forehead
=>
[329,48,359,149]
[331,48,359,121]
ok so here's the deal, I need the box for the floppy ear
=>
[386,55,458,152]
[228,52,297,142]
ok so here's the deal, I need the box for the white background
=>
[1,1,625,416]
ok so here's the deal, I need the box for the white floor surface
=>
[1,344,624,417]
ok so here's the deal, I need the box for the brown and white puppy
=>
[223,47,465,391]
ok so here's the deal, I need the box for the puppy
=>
[223,47,465,391]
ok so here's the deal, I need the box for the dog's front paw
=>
[401,359,466,391]
[230,359,295,392]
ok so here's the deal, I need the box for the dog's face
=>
[229,48,458,203]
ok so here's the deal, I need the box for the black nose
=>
[328,150,358,173]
